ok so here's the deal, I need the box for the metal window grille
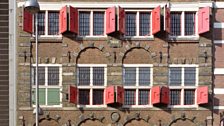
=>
[79,89,90,105]
[34,12,45,35]
[33,67,45,85]
[93,89,104,105]
[170,89,181,105]
[184,89,195,105]
[126,13,136,36]
[139,13,150,36]
[124,90,135,105]
[48,12,59,35]
[93,12,104,35]
[139,89,149,105]
[93,67,104,86]
[139,67,151,86]
[79,12,90,36]
[123,67,136,86]
[185,13,195,36]
[48,67,59,85]
[78,67,90,86]
[184,67,196,86]
[171,13,181,36]
[169,67,182,86]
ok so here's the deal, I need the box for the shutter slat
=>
[165,6,170,33]
[116,86,124,104]
[69,6,78,34]
[106,6,116,34]
[151,86,160,104]
[59,6,67,34]
[197,86,208,105]
[23,9,33,33]
[152,6,160,35]
[69,85,77,104]
[161,86,169,104]
[198,7,210,34]
[118,6,125,34]
[105,86,115,104]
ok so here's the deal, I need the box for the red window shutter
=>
[151,86,160,104]
[23,9,33,33]
[198,7,210,34]
[59,6,67,34]
[197,86,208,104]
[105,86,115,104]
[165,7,170,33]
[106,6,116,34]
[69,85,77,104]
[118,6,125,34]
[116,86,124,104]
[68,6,78,34]
[152,6,161,35]
[161,86,169,104]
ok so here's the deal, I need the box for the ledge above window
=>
[168,36,199,42]
[123,36,154,41]
[30,35,62,42]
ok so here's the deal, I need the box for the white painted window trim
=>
[124,9,154,38]
[214,68,224,75]
[77,64,107,108]
[169,11,199,39]
[78,9,107,37]
[168,65,199,108]
[214,88,224,94]
[123,64,153,108]
[32,64,62,108]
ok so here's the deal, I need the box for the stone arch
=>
[169,119,197,126]
[33,118,59,126]
[76,47,108,64]
[122,47,153,64]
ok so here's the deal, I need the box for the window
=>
[170,12,196,36]
[123,65,153,106]
[77,65,107,107]
[125,11,151,37]
[35,11,59,36]
[79,11,105,36]
[169,65,198,107]
[32,65,62,107]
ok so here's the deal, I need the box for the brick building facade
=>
[15,0,224,126]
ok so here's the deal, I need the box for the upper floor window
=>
[170,12,196,36]
[35,11,59,36]
[169,65,198,107]
[79,11,105,36]
[123,64,153,106]
[32,64,62,107]
[125,11,151,37]
[77,64,107,107]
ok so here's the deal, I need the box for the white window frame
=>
[33,10,62,38]
[168,64,199,108]
[124,9,154,38]
[32,64,62,108]
[78,9,107,37]
[123,64,153,108]
[169,11,199,39]
[77,64,107,108]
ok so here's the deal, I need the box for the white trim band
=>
[214,22,224,28]
[214,88,224,94]
[214,68,224,75]
[214,106,224,110]
[214,40,224,44]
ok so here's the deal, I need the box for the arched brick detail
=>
[122,47,153,64]
[76,47,108,64]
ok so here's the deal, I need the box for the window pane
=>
[93,89,104,105]
[171,13,181,36]
[124,90,135,105]
[139,89,149,105]
[79,12,90,36]
[47,88,60,105]
[33,88,46,105]
[126,13,136,36]
[184,89,195,105]
[48,12,59,35]
[123,67,136,86]
[93,67,104,86]
[139,67,151,86]
[170,89,181,105]
[79,89,90,105]
[35,12,45,35]
[78,67,90,86]
[139,13,150,36]
[48,67,59,85]
[33,67,45,85]
[185,13,195,36]
[184,67,196,86]
[169,67,182,86]
[93,12,104,35]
